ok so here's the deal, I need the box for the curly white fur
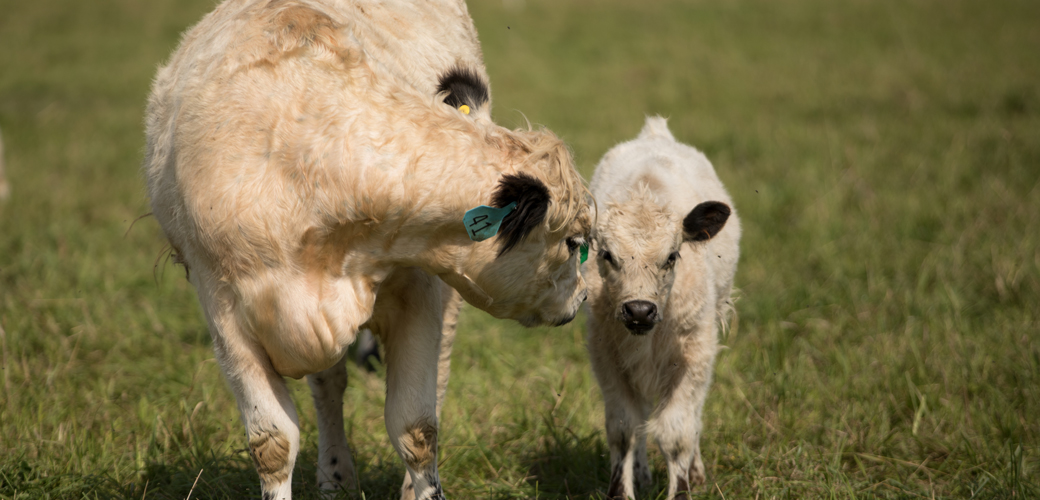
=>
[585,116,740,500]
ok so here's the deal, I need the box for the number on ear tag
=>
[463,202,517,241]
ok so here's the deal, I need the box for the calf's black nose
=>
[621,300,658,333]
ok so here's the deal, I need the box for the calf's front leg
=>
[603,394,650,500]
[650,378,710,499]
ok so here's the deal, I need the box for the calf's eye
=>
[600,250,616,266]
[664,251,680,269]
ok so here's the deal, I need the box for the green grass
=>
[1,0,1038,498]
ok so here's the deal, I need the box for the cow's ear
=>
[492,173,550,256]
[437,66,489,113]
[683,201,730,242]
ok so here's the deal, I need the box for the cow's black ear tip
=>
[437,66,489,111]
[492,173,551,255]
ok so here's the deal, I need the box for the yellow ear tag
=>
[459,104,471,115]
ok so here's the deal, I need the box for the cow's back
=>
[144,0,492,276]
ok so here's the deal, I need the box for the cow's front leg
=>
[212,322,301,500]
[372,268,448,500]
[307,355,357,493]
[400,284,462,500]
[190,263,304,500]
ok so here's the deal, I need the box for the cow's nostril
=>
[622,300,657,323]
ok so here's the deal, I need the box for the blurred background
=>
[0,0,1037,498]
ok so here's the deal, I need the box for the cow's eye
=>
[664,251,680,269]
[600,250,616,266]
[566,236,588,263]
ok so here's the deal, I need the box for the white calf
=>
[586,116,740,499]
[144,1,592,499]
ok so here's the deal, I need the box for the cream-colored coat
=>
[144,1,590,499]
[586,117,740,500]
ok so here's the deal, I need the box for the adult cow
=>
[143,1,591,499]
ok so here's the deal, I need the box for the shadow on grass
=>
[522,416,612,500]
[0,458,116,500]
[521,416,728,500]
[0,450,408,500]
[132,450,409,500]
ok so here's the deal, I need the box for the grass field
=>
[1,0,1038,498]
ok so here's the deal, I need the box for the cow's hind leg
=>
[400,284,462,500]
[308,354,358,493]
[371,268,449,500]
[355,328,380,372]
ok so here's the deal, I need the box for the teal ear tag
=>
[579,242,589,263]
[463,202,517,241]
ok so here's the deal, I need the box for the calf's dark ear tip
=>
[683,201,731,242]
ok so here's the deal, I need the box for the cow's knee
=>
[399,418,438,471]
[249,428,293,487]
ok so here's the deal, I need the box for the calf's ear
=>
[683,201,730,242]
[492,173,551,256]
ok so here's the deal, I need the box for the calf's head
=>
[594,189,730,334]
[441,131,592,327]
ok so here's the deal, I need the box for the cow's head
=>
[441,130,592,327]
[593,188,730,334]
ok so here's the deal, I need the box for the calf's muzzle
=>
[621,300,658,334]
